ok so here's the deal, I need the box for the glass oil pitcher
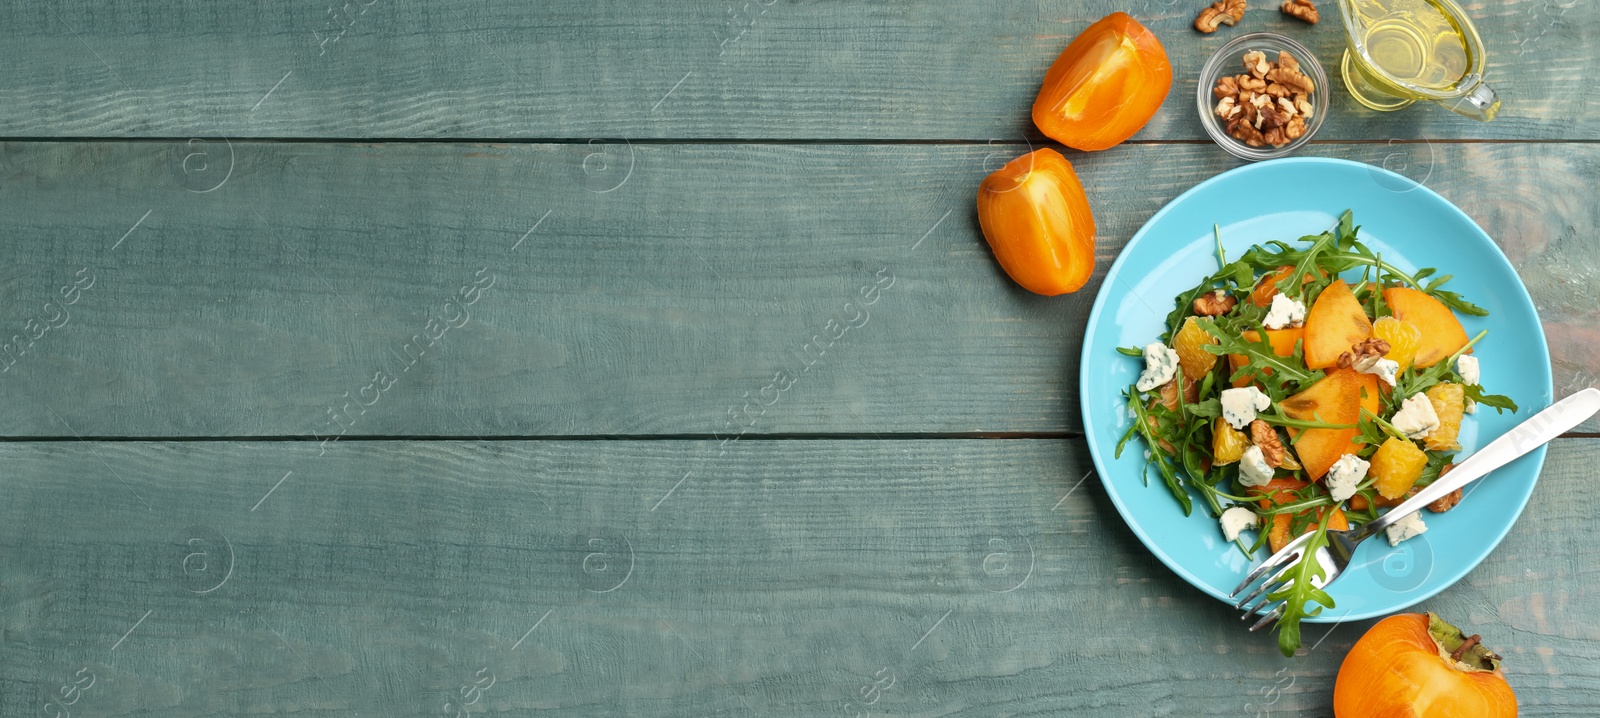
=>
[1336,0,1500,120]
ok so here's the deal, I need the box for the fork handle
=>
[1356,387,1600,541]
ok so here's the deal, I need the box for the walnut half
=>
[1281,0,1319,24]
[1337,337,1391,371]
[1427,464,1463,512]
[1195,0,1247,33]
[1193,290,1239,316]
[1250,419,1287,468]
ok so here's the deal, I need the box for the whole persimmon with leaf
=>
[1335,613,1517,717]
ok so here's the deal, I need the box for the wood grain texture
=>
[0,0,1592,140]
[2,140,1595,437]
[0,438,1594,717]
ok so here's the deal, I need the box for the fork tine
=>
[1229,554,1286,598]
[1235,560,1297,614]
[1247,604,1284,632]
[1238,591,1276,620]
[1229,531,1313,597]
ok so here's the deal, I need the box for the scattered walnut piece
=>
[1250,419,1287,468]
[1196,7,1228,32]
[1338,337,1391,371]
[1427,487,1463,512]
[1212,50,1314,148]
[1281,0,1319,24]
[1195,0,1247,33]
[1426,464,1463,512]
[1193,290,1239,316]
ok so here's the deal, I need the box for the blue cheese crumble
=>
[1391,393,1440,440]
[1324,454,1369,503]
[1136,342,1180,393]
[1385,512,1427,546]
[1220,386,1271,429]
[1456,355,1480,386]
[1262,293,1307,330]
[1360,357,1400,387]
[1219,506,1260,542]
[1238,445,1275,487]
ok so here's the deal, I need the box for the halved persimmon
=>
[1031,12,1172,152]
[976,148,1096,296]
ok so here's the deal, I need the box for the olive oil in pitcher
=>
[1336,0,1500,119]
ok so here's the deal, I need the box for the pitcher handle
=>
[1444,76,1500,121]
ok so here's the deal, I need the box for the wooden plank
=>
[0,438,1595,716]
[2,140,1596,437]
[0,0,1591,140]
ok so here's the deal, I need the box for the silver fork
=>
[1230,387,1600,632]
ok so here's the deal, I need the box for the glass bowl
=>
[1196,32,1328,161]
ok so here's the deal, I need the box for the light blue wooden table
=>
[2,1,1597,715]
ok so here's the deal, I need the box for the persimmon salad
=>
[1116,211,1516,656]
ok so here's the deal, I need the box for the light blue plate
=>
[1079,157,1553,622]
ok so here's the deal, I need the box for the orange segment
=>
[1173,316,1219,381]
[1212,417,1248,465]
[1424,382,1465,451]
[1370,437,1428,499]
[1370,316,1422,371]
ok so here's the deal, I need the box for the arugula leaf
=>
[1355,413,1396,451]
[1126,391,1193,515]
[1267,509,1337,657]
[1463,384,1518,413]
[1195,317,1320,398]
[1116,345,1143,357]
[1186,398,1222,419]
[1258,409,1358,434]
[1277,228,1337,300]
[1394,330,1487,401]
[1413,451,1454,488]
